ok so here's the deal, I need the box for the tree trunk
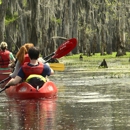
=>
[0,1,8,42]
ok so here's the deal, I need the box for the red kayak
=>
[1,38,77,99]
[5,81,58,100]
[0,70,11,81]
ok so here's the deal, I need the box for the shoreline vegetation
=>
[58,52,130,78]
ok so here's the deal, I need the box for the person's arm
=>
[9,60,21,78]
[5,67,24,87]
[38,57,54,74]
[42,64,54,77]
[5,76,22,87]
[9,52,16,62]
[50,68,54,75]
[8,52,16,69]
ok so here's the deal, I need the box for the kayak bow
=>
[5,81,58,100]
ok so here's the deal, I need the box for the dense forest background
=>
[0,0,130,57]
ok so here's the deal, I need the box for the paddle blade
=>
[49,63,65,71]
[52,38,77,59]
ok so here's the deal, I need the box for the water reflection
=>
[55,83,130,130]
[50,73,130,130]
[1,70,130,129]
[0,98,56,130]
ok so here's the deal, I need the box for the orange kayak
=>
[5,81,58,100]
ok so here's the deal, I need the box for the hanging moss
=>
[5,12,18,25]
[23,0,27,8]
[51,18,62,24]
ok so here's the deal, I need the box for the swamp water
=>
[0,59,130,130]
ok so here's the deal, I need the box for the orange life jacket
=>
[22,62,44,79]
[0,50,10,68]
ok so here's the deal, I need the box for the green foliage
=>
[64,52,130,60]
[0,0,2,4]
[23,0,27,8]
[51,18,62,24]
[85,27,95,35]
[5,12,18,25]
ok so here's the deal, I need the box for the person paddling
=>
[0,42,15,70]
[9,43,34,78]
[10,43,51,78]
[5,47,54,88]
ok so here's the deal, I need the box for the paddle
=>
[44,38,77,62]
[0,76,11,84]
[0,85,10,93]
[49,63,65,71]
[0,38,77,93]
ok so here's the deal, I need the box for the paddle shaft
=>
[0,85,10,93]
[44,52,55,61]
[0,76,11,84]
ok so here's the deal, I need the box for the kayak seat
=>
[26,74,46,89]
[27,77,44,89]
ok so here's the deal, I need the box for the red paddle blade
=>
[52,38,77,58]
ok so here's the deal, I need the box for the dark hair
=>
[28,47,39,60]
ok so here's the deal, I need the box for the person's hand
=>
[8,63,15,68]
[9,73,12,76]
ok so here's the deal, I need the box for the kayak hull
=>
[0,70,11,81]
[5,81,58,100]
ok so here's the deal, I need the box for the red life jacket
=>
[21,54,30,65]
[0,50,10,68]
[22,62,44,79]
